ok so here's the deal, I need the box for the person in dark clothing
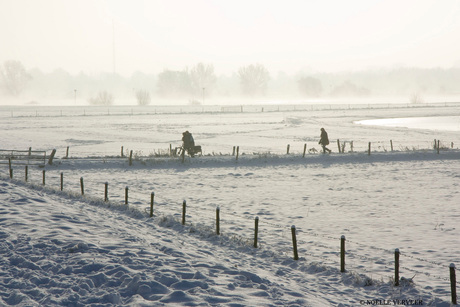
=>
[319,128,331,153]
[182,131,195,156]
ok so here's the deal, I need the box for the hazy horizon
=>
[1,0,460,77]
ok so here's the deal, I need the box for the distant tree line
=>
[1,59,460,105]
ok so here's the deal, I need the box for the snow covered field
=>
[1,103,460,306]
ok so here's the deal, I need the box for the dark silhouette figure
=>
[319,128,331,153]
[182,130,195,150]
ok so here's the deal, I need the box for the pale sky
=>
[1,0,460,76]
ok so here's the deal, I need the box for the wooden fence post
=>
[150,192,154,217]
[129,150,133,166]
[390,140,393,152]
[48,149,56,165]
[236,146,239,161]
[337,139,341,153]
[303,144,307,157]
[286,144,290,155]
[182,200,186,225]
[291,225,299,260]
[350,141,354,152]
[8,158,12,179]
[437,140,440,154]
[450,263,457,305]
[66,146,69,159]
[121,146,124,157]
[25,166,28,182]
[42,170,46,185]
[60,172,63,191]
[254,217,259,248]
[340,235,346,272]
[395,248,400,286]
[216,206,220,235]
[104,182,108,201]
[368,142,371,155]
[125,186,129,205]
[181,147,185,163]
[80,177,84,195]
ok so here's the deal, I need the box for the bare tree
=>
[157,69,191,97]
[298,76,323,97]
[89,91,114,105]
[238,64,270,96]
[189,63,216,96]
[0,60,31,96]
[135,89,151,105]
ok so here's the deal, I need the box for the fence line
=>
[3,152,460,303]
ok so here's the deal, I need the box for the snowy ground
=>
[1,103,460,306]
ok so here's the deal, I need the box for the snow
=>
[1,103,460,306]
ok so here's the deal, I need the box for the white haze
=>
[1,0,460,76]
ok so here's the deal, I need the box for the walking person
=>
[319,128,332,153]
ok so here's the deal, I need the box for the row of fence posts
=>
[119,138,452,166]
[6,166,459,304]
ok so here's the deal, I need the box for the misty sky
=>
[1,0,460,76]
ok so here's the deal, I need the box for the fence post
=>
[60,172,63,191]
[350,141,354,153]
[8,158,12,179]
[236,146,239,161]
[232,146,236,156]
[182,200,186,225]
[121,146,124,157]
[169,144,172,156]
[291,225,299,260]
[254,217,259,248]
[25,166,28,182]
[340,235,346,272]
[450,263,457,305]
[390,140,393,152]
[368,142,371,155]
[104,182,109,201]
[125,186,129,205]
[286,144,290,155]
[48,149,56,165]
[303,144,307,157]
[42,170,46,185]
[129,150,133,166]
[80,177,84,195]
[437,140,440,154]
[395,248,400,286]
[216,206,220,235]
[66,146,69,158]
[150,192,154,217]
[337,139,341,153]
